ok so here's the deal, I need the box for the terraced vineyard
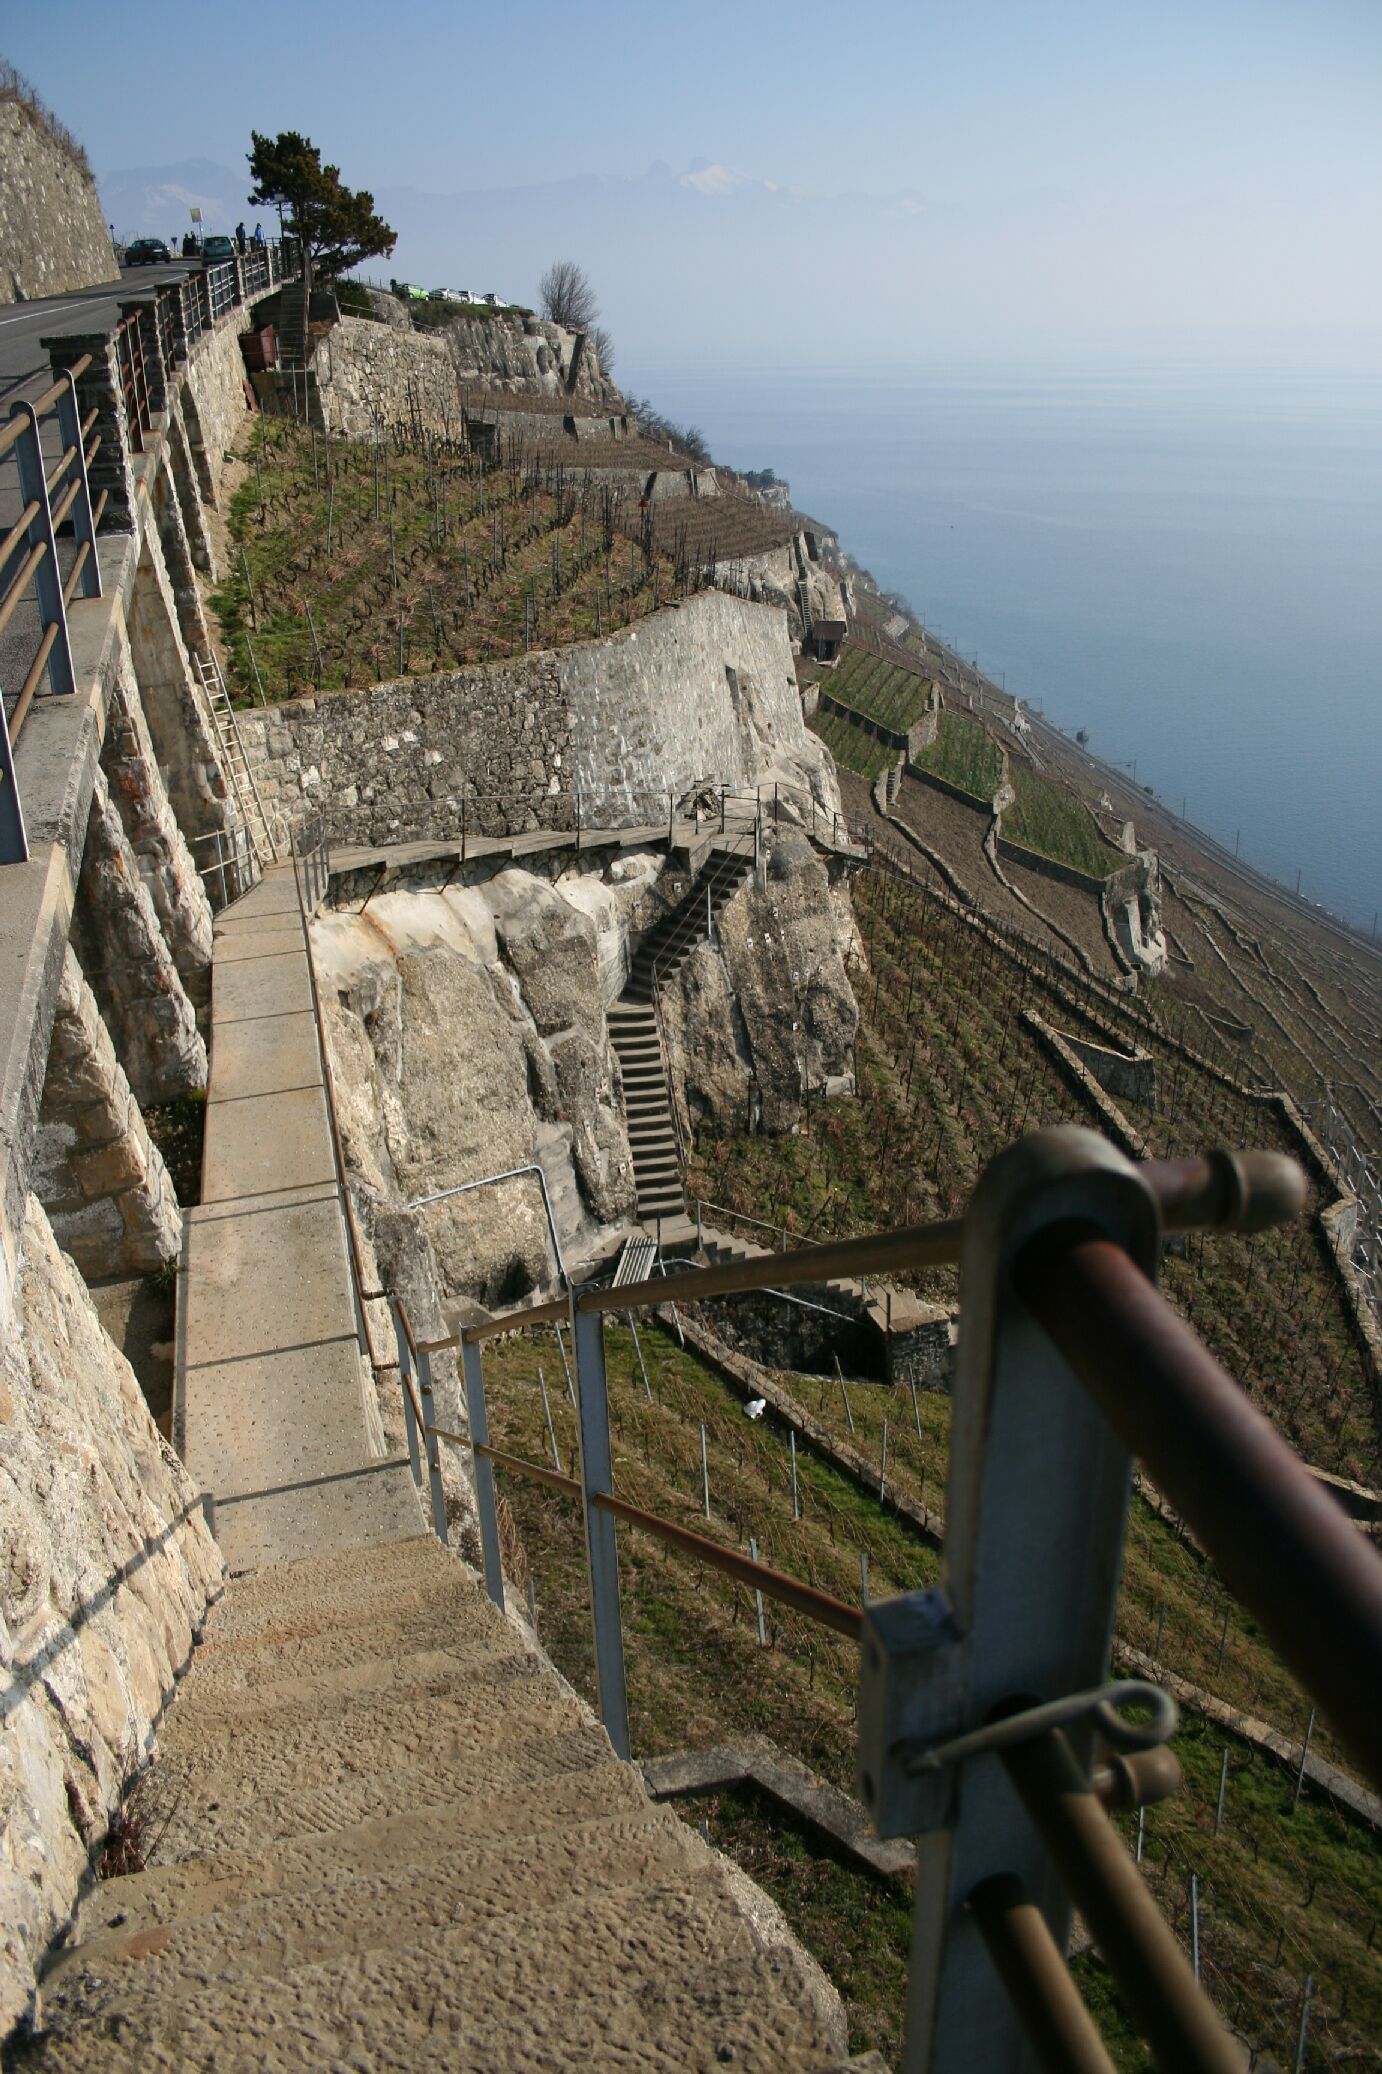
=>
[811,707,898,782]
[825,643,934,732]
[628,490,799,566]
[1006,762,1124,876]
[212,417,690,701]
[911,708,1005,800]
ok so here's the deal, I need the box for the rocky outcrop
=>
[314,866,653,1318]
[317,311,618,441]
[662,831,861,1136]
[0,1195,221,2038]
[72,769,207,1106]
[1103,850,1168,979]
[32,948,183,1277]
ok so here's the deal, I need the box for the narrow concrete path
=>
[177,864,419,1574]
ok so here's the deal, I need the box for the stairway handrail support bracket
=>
[858,1130,1163,2073]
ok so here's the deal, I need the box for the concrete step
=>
[60,1807,699,1994]
[196,1532,468,1639]
[151,1674,588,1823]
[78,1760,652,1944]
[151,1720,620,1865]
[186,1585,533,1695]
[163,1640,559,1741]
[29,1863,840,2074]
[211,1458,425,1577]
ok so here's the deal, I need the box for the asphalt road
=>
[0,261,197,396]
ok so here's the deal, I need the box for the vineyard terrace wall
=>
[316,311,615,440]
[238,590,840,846]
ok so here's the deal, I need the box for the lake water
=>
[625,352,1382,934]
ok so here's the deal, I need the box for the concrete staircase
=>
[277,272,310,373]
[17,1537,846,2072]
[8,861,855,2072]
[624,841,755,1004]
[608,999,686,1231]
[608,842,757,1246]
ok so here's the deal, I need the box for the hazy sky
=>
[11,0,1381,364]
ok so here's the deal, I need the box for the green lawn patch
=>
[828,644,933,733]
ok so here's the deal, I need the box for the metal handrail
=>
[1018,1232,1382,1788]
[408,1164,568,1288]
[2,364,103,862]
[379,1135,1381,2069]
[467,1149,1303,1336]
[412,1380,862,1639]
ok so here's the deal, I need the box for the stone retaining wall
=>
[0,98,115,305]
[238,590,836,845]
[995,830,1110,891]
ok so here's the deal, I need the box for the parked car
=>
[201,235,236,265]
[125,239,170,266]
[428,287,467,303]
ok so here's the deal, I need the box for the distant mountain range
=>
[95,154,936,364]
[99,159,259,242]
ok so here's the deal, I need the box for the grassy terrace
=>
[212,418,690,701]
[826,644,935,733]
[910,708,1005,801]
[1006,763,1124,878]
[812,707,898,782]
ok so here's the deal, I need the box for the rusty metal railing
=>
[379,1131,1382,2072]
[114,309,150,450]
[2,243,302,867]
[1,358,103,863]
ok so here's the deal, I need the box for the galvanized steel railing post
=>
[570,1289,631,1758]
[9,401,76,697]
[53,371,101,602]
[414,1345,450,1546]
[461,1340,505,1608]
[858,1127,1163,2074]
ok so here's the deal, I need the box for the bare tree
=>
[590,324,615,372]
[539,259,599,331]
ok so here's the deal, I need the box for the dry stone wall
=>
[318,318,464,439]
[178,318,252,510]
[0,99,115,305]
[239,591,840,847]
[317,311,616,440]
[0,1195,221,2038]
